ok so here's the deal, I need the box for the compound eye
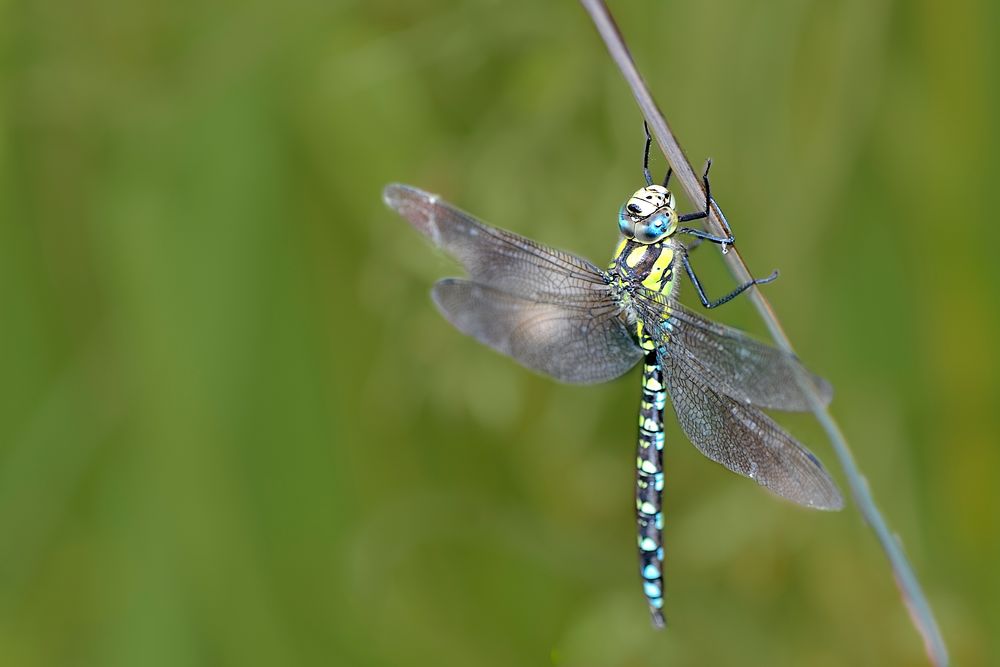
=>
[637,222,661,241]
[649,212,671,231]
[634,212,673,243]
[636,226,663,243]
[618,204,635,237]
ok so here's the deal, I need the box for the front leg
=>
[676,160,736,249]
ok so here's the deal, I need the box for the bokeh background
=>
[3,0,998,665]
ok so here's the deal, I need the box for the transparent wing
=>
[384,183,643,383]
[432,279,642,384]
[661,350,843,510]
[633,286,832,411]
[384,183,609,303]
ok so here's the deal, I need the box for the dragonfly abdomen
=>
[636,353,667,628]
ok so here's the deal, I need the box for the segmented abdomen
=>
[636,352,666,628]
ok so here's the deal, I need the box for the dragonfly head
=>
[618,185,678,244]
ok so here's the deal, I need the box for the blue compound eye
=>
[634,211,674,243]
[618,204,634,236]
[636,225,661,243]
[649,212,669,231]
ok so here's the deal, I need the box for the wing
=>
[432,279,642,384]
[633,286,832,412]
[384,184,643,383]
[661,350,843,510]
[384,183,609,303]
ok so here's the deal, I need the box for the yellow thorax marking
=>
[641,247,674,294]
[626,245,647,268]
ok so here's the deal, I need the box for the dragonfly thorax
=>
[618,185,679,244]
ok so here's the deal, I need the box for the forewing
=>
[384,183,608,302]
[432,279,642,384]
[633,286,832,411]
[661,350,843,510]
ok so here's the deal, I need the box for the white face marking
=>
[626,185,672,218]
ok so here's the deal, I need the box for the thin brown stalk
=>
[578,1,948,665]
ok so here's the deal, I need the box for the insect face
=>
[618,185,678,244]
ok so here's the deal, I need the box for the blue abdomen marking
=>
[637,353,667,628]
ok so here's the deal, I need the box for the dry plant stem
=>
[579,1,948,665]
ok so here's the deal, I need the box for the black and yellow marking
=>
[609,238,677,351]
[610,239,676,299]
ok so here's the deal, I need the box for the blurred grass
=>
[1,0,998,665]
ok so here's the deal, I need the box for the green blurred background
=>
[3,0,998,664]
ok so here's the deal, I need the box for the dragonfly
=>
[383,127,843,628]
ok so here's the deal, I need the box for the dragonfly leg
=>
[636,353,667,628]
[676,159,718,221]
[676,161,740,251]
[642,121,672,187]
[682,253,778,309]
[677,226,735,246]
[642,122,653,186]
